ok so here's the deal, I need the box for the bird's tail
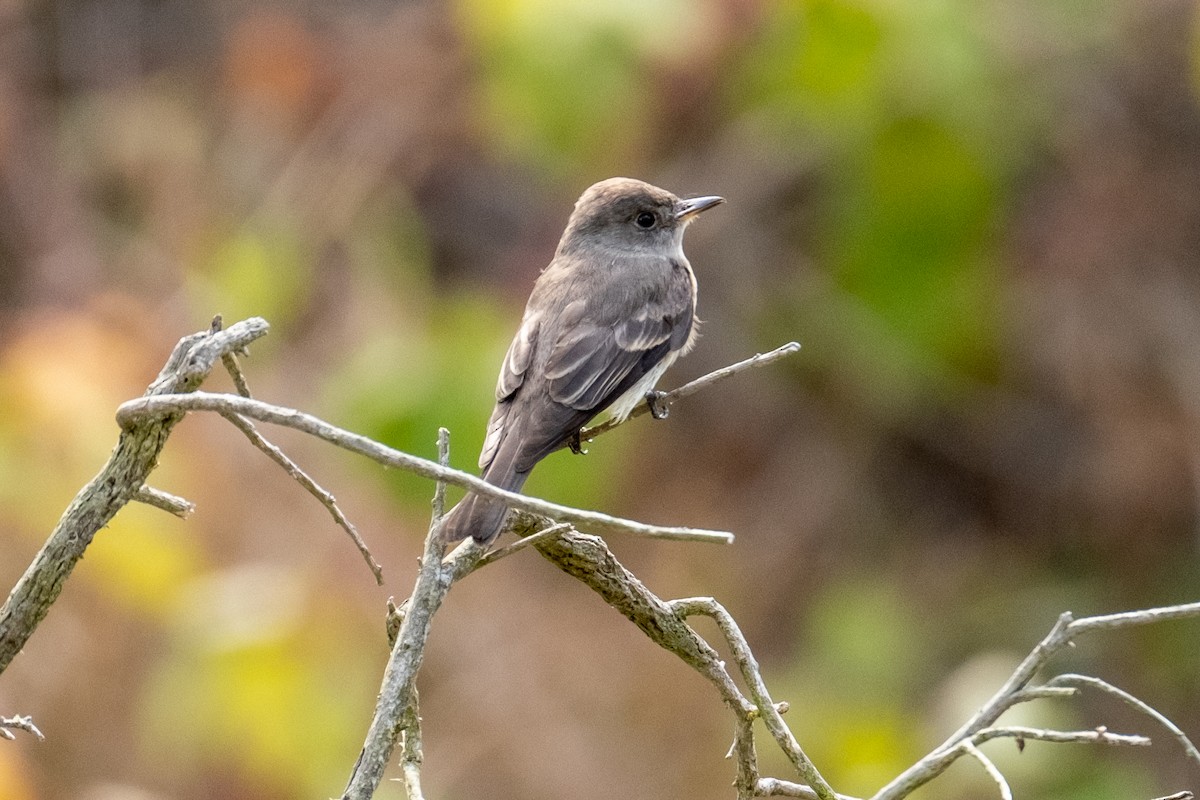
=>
[439,441,530,545]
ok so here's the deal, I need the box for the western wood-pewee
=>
[440,177,724,544]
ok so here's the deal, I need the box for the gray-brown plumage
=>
[440,177,724,544]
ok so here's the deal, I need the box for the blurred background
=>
[1,0,1199,798]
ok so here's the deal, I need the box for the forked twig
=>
[0,317,270,675]
[0,714,43,741]
[342,429,488,799]
[873,603,1200,800]
[1043,673,1200,765]
[214,317,384,584]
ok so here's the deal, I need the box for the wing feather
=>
[546,257,694,412]
[495,313,540,401]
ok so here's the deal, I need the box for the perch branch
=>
[505,511,842,800]
[116,392,735,544]
[0,317,270,675]
[580,342,801,443]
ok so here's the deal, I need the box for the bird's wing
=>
[480,313,540,470]
[544,257,694,413]
[496,312,539,401]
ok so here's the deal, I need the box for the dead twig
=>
[132,486,195,518]
[872,603,1200,800]
[0,714,44,741]
[214,317,383,584]
[342,429,488,799]
[0,317,270,675]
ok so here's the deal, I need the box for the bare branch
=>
[669,597,837,800]
[508,513,841,800]
[1006,686,1080,705]
[0,714,43,741]
[398,693,425,800]
[1044,674,1200,765]
[877,724,1151,800]
[1067,602,1200,635]
[0,317,270,675]
[581,342,801,443]
[935,602,1200,757]
[872,603,1200,800]
[221,411,384,585]
[213,325,384,585]
[431,428,450,526]
[117,392,735,544]
[510,513,749,712]
[133,486,195,518]
[970,725,1150,747]
[220,352,253,400]
[962,742,1012,800]
[341,431,490,800]
[754,778,864,799]
[468,522,574,573]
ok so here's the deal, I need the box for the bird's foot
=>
[646,390,670,420]
[568,430,588,455]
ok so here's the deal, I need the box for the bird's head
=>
[558,177,724,256]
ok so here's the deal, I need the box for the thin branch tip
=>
[1,715,44,741]
[133,486,195,518]
[581,339,803,443]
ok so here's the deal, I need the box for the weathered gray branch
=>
[133,485,196,518]
[505,511,841,800]
[342,430,488,799]
[580,341,801,443]
[116,391,736,544]
[4,315,1193,800]
[0,714,43,741]
[1042,673,1200,765]
[668,596,836,800]
[0,317,270,675]
[872,602,1200,800]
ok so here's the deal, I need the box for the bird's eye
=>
[635,211,657,229]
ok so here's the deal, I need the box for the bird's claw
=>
[646,390,670,420]
[568,430,587,455]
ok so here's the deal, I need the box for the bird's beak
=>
[676,195,725,223]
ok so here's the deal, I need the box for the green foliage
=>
[190,225,313,326]
[832,115,1000,376]
[731,0,884,134]
[139,567,380,796]
[456,0,705,175]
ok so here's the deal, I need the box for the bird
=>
[439,177,724,545]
